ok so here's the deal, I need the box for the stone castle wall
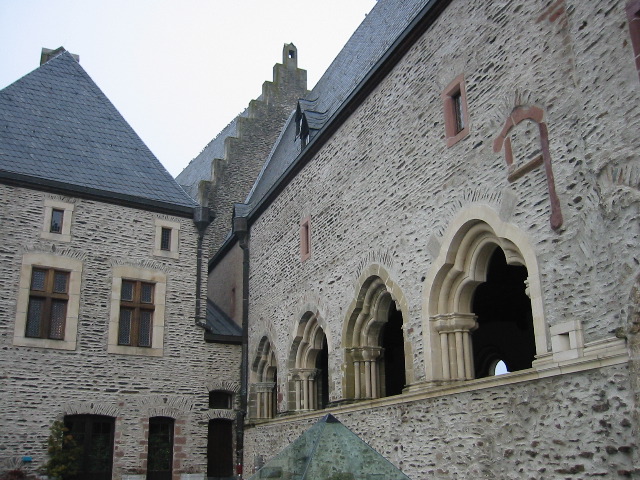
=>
[0,184,240,478]
[244,0,639,476]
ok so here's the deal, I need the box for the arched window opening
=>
[471,248,535,378]
[381,302,406,397]
[209,390,233,409]
[63,414,115,480]
[424,209,548,384]
[317,336,329,408]
[344,274,408,401]
[491,360,509,376]
[207,419,233,478]
[147,417,174,480]
[288,313,329,411]
[251,337,278,419]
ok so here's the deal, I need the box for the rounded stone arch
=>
[342,265,413,400]
[422,205,548,382]
[287,310,330,411]
[250,335,278,418]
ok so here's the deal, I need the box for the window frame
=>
[13,253,82,350]
[442,74,470,147]
[117,279,155,347]
[41,198,74,242]
[25,267,70,340]
[108,265,167,357]
[300,216,311,262]
[153,218,180,259]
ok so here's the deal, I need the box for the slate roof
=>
[175,109,249,200]
[245,0,431,207]
[0,49,197,215]
[204,299,242,344]
[247,414,411,480]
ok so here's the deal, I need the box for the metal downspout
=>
[193,206,213,328]
[234,216,250,479]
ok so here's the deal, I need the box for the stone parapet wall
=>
[245,363,637,479]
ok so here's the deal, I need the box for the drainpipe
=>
[193,206,213,328]
[234,214,250,479]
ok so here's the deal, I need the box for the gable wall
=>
[0,184,240,477]
[244,0,639,476]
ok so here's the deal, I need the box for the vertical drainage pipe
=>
[193,206,212,329]
[234,215,250,479]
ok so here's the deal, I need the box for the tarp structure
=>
[248,414,412,480]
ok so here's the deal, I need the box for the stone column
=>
[432,313,478,381]
[255,382,276,418]
[362,346,383,399]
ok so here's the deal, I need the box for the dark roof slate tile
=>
[0,50,197,210]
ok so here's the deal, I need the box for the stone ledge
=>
[249,336,628,427]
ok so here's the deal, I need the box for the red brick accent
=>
[494,106,563,230]
[174,436,187,445]
[536,0,565,24]
[300,216,311,261]
[441,74,470,147]
[627,1,640,81]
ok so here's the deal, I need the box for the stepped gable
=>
[247,414,411,480]
[245,0,430,207]
[0,48,196,214]
[176,110,248,200]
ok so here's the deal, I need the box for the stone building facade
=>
[204,0,640,478]
[0,50,239,480]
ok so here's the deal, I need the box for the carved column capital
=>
[432,312,478,333]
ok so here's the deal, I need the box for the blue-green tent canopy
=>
[248,414,411,480]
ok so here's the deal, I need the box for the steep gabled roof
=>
[0,49,197,216]
[247,414,411,480]
[245,0,432,207]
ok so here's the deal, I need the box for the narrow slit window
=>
[442,74,469,147]
[300,218,311,261]
[160,227,171,251]
[453,90,464,133]
[50,209,64,233]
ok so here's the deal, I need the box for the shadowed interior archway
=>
[251,336,278,419]
[422,206,548,383]
[343,268,410,400]
[288,312,329,411]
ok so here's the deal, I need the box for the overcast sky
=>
[0,0,376,177]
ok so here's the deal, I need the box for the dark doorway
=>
[316,336,329,409]
[381,302,406,396]
[147,417,174,480]
[64,415,115,480]
[472,248,536,378]
[207,419,233,478]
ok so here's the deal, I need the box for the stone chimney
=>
[40,47,79,65]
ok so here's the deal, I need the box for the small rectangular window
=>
[25,267,69,340]
[160,227,171,251]
[442,74,469,147]
[300,217,311,261]
[50,209,64,233]
[118,280,155,347]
